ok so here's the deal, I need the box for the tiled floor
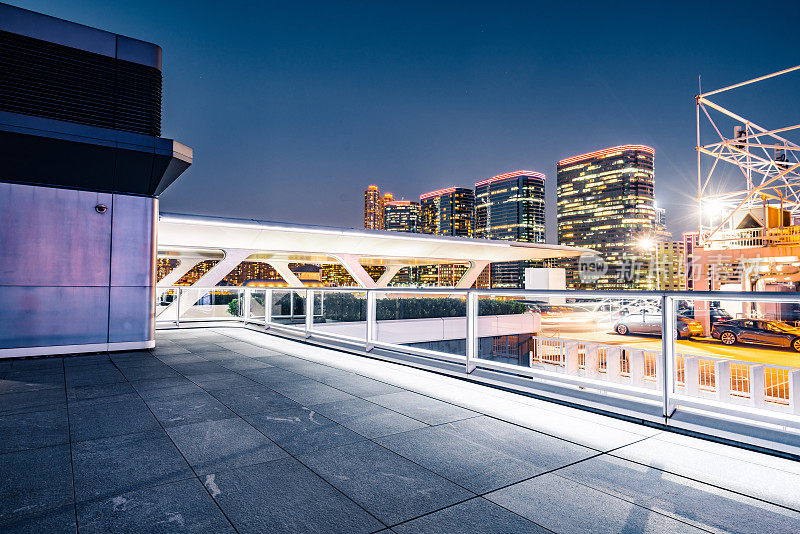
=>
[1,328,800,533]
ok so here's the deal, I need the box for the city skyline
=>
[10,0,799,243]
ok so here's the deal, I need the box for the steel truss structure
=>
[696,65,800,245]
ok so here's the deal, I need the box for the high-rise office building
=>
[419,187,475,237]
[475,170,546,288]
[557,145,656,290]
[654,204,671,242]
[682,231,700,290]
[418,187,474,286]
[654,241,685,290]
[384,200,420,233]
[364,185,384,230]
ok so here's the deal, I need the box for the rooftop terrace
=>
[2,327,799,532]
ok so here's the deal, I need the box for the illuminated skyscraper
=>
[475,170,546,288]
[419,187,474,237]
[557,145,656,290]
[364,185,384,230]
[384,200,420,233]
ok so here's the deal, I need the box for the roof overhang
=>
[157,213,590,265]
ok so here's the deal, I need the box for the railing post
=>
[585,345,600,378]
[715,360,731,402]
[606,347,621,383]
[365,290,376,352]
[684,356,699,396]
[264,289,272,330]
[661,294,676,417]
[790,369,800,415]
[290,291,295,322]
[243,288,251,324]
[466,291,477,374]
[175,287,181,328]
[565,342,579,375]
[305,289,314,339]
[629,349,645,387]
[750,365,765,408]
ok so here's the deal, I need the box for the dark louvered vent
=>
[0,30,161,136]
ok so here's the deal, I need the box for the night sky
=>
[12,1,800,241]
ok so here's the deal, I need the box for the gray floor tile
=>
[320,373,403,398]
[556,454,800,533]
[63,354,111,367]
[67,381,136,404]
[218,358,274,371]
[135,382,206,400]
[166,417,287,475]
[242,367,309,387]
[117,365,181,382]
[150,345,191,355]
[375,425,543,493]
[299,440,474,525]
[72,430,193,502]
[0,504,76,534]
[0,372,64,394]
[0,389,66,415]
[184,345,230,354]
[65,366,126,387]
[204,457,383,533]
[171,361,227,376]
[69,397,161,441]
[0,407,69,453]
[229,346,283,358]
[392,497,547,533]
[145,390,235,428]
[311,397,427,439]
[211,384,299,416]
[186,372,256,391]
[129,376,195,394]
[485,473,706,533]
[246,405,365,456]
[367,391,477,425]
[78,477,234,533]
[9,358,63,372]
[269,379,357,405]
[442,416,596,471]
[0,444,73,521]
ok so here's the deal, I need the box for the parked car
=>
[711,319,800,352]
[678,307,733,326]
[614,311,703,339]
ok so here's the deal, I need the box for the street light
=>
[638,237,660,290]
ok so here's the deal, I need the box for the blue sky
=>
[12,0,800,241]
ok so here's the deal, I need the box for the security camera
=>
[95,204,108,214]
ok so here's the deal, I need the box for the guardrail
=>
[155,286,800,437]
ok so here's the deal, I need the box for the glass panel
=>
[373,291,467,360]
[311,290,368,341]
[155,288,178,323]
[270,290,305,328]
[673,297,799,414]
[181,288,242,321]
[248,289,266,323]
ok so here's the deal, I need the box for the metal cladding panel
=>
[109,285,155,343]
[0,183,111,286]
[0,286,109,348]
[111,195,157,287]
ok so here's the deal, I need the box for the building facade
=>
[654,241,685,290]
[475,170,546,288]
[682,231,700,290]
[557,145,656,290]
[384,200,420,233]
[364,185,384,230]
[419,187,475,237]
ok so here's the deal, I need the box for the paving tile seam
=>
[159,333,800,520]
[382,495,557,533]
[160,335,393,531]
[105,358,242,534]
[533,470,721,533]
[605,449,800,514]
[216,328,660,452]
[62,357,80,534]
